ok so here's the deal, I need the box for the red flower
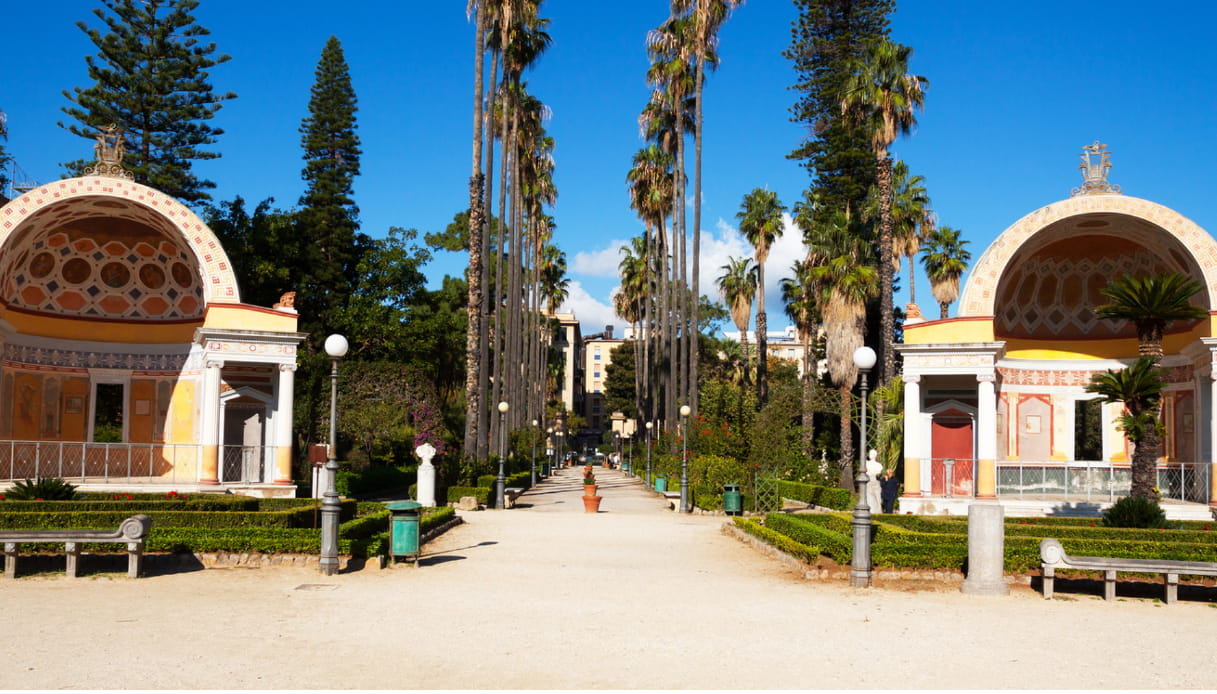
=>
[126,495,133,500]
[1089,522,1095,526]
[1206,525,1211,531]
[1019,520,1026,524]
[35,497,42,501]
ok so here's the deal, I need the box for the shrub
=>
[764,513,851,562]
[445,486,490,506]
[1102,496,1170,529]
[336,465,414,497]
[777,481,853,511]
[3,477,78,501]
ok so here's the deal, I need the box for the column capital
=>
[903,373,921,385]
[205,359,225,370]
[278,363,298,373]
[977,373,997,384]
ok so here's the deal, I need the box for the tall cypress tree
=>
[785,0,892,224]
[59,0,234,204]
[296,35,364,343]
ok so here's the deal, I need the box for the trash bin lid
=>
[386,501,423,511]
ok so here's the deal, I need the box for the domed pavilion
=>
[898,142,1215,517]
[0,128,305,496]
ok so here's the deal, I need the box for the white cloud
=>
[697,214,804,327]
[571,239,630,278]
[560,281,620,334]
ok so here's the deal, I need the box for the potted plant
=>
[583,468,598,497]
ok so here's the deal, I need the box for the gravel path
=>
[2,465,1215,689]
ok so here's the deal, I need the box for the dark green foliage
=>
[296,35,362,341]
[604,342,638,419]
[204,197,297,308]
[1102,495,1171,529]
[733,517,822,563]
[777,480,852,510]
[689,454,751,511]
[335,465,415,498]
[3,477,78,501]
[59,0,234,203]
[764,513,852,562]
[445,486,491,505]
[784,0,893,222]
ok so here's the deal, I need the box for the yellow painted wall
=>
[204,304,298,332]
[169,379,197,445]
[904,318,995,344]
[0,306,199,344]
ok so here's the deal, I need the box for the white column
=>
[416,442,437,507]
[273,364,296,485]
[902,375,922,497]
[1209,365,1217,506]
[199,359,223,485]
[977,373,998,499]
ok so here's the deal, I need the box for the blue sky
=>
[4,1,1216,336]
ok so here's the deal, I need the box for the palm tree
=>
[627,144,674,425]
[1093,272,1206,500]
[736,187,786,407]
[807,210,878,489]
[865,160,933,310]
[716,256,757,383]
[1096,273,1207,362]
[840,39,928,384]
[1085,357,1165,500]
[921,225,970,320]
[781,258,821,459]
[672,0,738,419]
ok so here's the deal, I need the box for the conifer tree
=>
[59,0,234,204]
[785,0,892,224]
[296,35,364,343]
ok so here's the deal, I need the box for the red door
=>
[931,410,974,496]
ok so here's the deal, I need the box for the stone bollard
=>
[960,502,1009,596]
[415,442,437,507]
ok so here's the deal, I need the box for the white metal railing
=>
[0,441,201,485]
[920,458,1212,505]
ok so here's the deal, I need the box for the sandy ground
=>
[2,465,1217,690]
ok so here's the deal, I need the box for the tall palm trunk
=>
[490,82,511,447]
[877,155,895,384]
[691,63,704,419]
[756,266,768,407]
[839,385,854,489]
[477,48,501,460]
[463,2,487,457]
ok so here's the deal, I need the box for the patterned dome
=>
[992,213,1207,340]
[0,199,204,321]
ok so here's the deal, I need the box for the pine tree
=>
[59,0,234,204]
[296,35,364,342]
[0,110,11,197]
[784,0,892,224]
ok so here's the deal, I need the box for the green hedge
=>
[764,513,852,562]
[445,486,491,505]
[336,465,414,497]
[777,481,853,511]
[733,517,821,563]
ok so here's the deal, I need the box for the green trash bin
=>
[386,500,423,566]
[723,484,742,515]
[654,477,667,493]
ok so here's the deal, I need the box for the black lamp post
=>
[680,405,691,513]
[496,401,508,509]
[530,419,538,485]
[850,345,876,588]
[319,333,347,576]
[645,421,653,487]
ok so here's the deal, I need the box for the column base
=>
[199,478,220,486]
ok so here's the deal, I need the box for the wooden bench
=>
[1,514,152,579]
[1039,537,1217,604]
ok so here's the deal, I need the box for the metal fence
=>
[0,441,200,485]
[921,458,1212,505]
[221,445,266,484]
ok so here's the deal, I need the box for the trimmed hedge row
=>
[764,513,851,562]
[1,496,264,512]
[777,481,852,511]
[732,517,822,563]
[336,465,414,497]
[445,486,490,505]
[0,500,358,529]
[756,511,1217,573]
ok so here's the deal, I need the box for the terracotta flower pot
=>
[583,484,598,496]
[583,495,602,513]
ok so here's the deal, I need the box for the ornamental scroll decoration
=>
[84,124,135,180]
[1070,140,1120,197]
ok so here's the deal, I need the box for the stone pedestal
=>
[961,502,1010,596]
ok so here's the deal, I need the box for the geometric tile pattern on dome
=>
[1,223,203,321]
[995,247,1176,339]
